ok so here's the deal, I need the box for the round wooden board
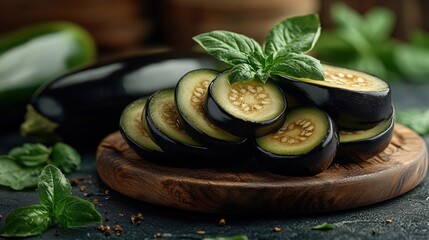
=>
[96,124,428,215]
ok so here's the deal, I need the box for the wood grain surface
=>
[96,124,428,215]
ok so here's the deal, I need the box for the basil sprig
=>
[204,235,248,240]
[0,165,102,237]
[0,142,80,190]
[193,14,324,84]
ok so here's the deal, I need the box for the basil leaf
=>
[394,44,429,81]
[204,235,249,240]
[0,156,43,190]
[311,223,336,230]
[270,53,324,80]
[314,32,357,63]
[410,30,429,49]
[362,7,395,43]
[229,64,257,84]
[37,164,72,213]
[331,2,362,29]
[50,142,81,173]
[55,196,102,228]
[264,14,321,55]
[193,30,262,66]
[0,204,51,237]
[396,109,429,135]
[194,14,324,84]
[9,143,51,167]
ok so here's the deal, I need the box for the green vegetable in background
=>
[0,142,80,190]
[313,2,429,82]
[193,14,324,84]
[0,21,96,129]
[0,165,102,237]
[396,109,429,135]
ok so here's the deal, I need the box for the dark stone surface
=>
[1,82,429,240]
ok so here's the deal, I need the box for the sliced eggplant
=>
[276,64,392,130]
[205,71,287,137]
[143,88,244,166]
[336,110,395,162]
[119,97,164,161]
[175,69,247,148]
[255,107,338,176]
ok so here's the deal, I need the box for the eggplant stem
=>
[20,105,61,143]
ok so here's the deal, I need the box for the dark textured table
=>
[1,82,429,240]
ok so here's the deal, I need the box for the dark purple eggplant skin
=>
[28,51,221,148]
[204,79,288,137]
[255,112,339,176]
[176,104,250,149]
[144,90,247,167]
[335,115,395,163]
[119,129,166,163]
[274,75,392,130]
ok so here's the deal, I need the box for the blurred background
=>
[2,0,429,85]
[0,0,426,53]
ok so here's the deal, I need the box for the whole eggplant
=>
[20,51,221,149]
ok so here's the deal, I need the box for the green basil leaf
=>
[311,223,336,230]
[331,2,362,29]
[264,14,321,55]
[313,31,358,63]
[362,7,395,43]
[50,142,81,173]
[335,27,372,55]
[229,64,257,84]
[396,109,429,135]
[204,235,249,240]
[0,204,51,237]
[55,196,102,228]
[394,44,429,81]
[193,30,262,66]
[410,30,429,49]
[37,164,72,213]
[9,143,50,167]
[0,157,43,190]
[270,53,324,80]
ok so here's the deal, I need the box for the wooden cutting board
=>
[95,124,428,215]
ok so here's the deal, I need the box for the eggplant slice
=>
[175,69,247,148]
[336,109,395,162]
[276,64,392,130]
[143,88,247,167]
[119,97,165,161]
[255,107,338,176]
[205,71,287,137]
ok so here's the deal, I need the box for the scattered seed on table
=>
[130,212,144,225]
[218,218,226,226]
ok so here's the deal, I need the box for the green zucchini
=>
[0,21,96,129]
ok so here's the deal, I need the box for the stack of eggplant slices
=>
[120,64,393,176]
